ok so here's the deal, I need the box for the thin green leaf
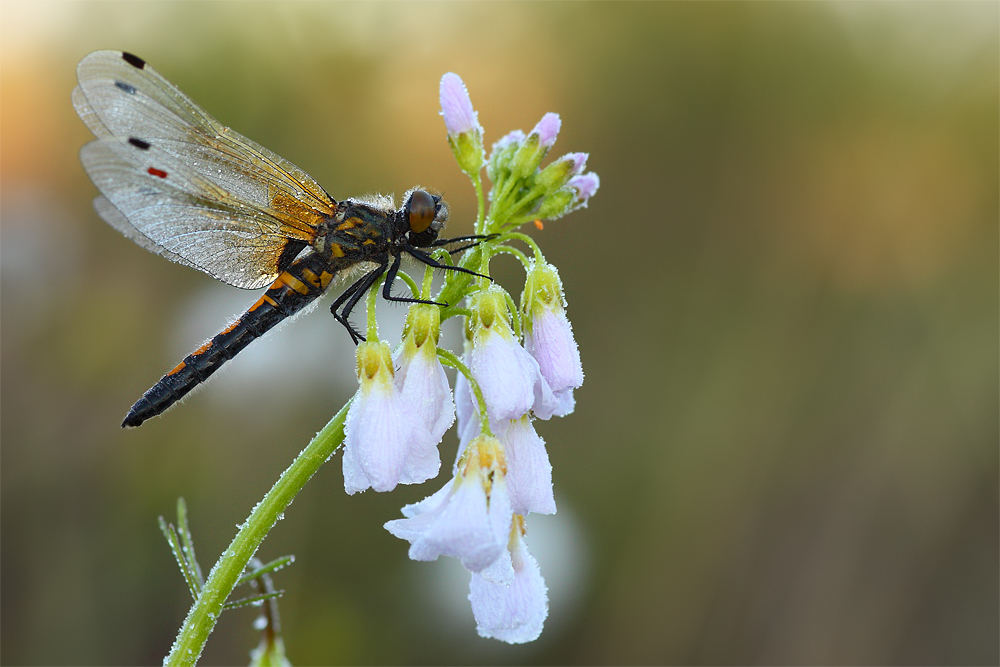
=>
[223,590,284,611]
[176,497,204,587]
[236,555,296,587]
[160,518,201,600]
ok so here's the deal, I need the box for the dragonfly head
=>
[404,188,449,247]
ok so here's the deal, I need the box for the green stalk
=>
[164,403,349,666]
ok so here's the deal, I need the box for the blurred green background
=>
[1,2,996,665]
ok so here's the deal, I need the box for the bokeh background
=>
[2,2,997,665]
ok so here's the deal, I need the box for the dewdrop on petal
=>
[499,416,556,516]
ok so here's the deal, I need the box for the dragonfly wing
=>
[74,50,335,288]
[81,137,316,289]
[93,195,204,272]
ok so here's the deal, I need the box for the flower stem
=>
[473,173,486,235]
[164,403,349,667]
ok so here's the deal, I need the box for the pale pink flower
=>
[469,519,548,644]
[384,435,513,573]
[524,305,583,395]
[343,341,437,494]
[394,307,455,447]
[499,417,556,516]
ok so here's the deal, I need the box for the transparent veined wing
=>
[93,194,203,273]
[82,138,314,289]
[73,50,336,289]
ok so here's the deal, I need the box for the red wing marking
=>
[147,167,168,178]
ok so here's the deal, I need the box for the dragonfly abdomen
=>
[122,256,336,427]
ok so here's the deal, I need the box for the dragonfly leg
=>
[331,260,387,344]
[404,244,492,282]
[428,233,498,248]
[381,254,447,308]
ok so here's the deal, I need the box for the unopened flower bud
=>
[440,73,484,176]
[535,152,587,193]
[535,187,576,220]
[511,113,561,178]
[487,129,525,184]
[568,171,600,203]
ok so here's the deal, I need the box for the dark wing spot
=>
[128,137,151,150]
[114,80,137,94]
[121,52,146,69]
[148,167,168,179]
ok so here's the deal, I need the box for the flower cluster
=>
[341,72,595,643]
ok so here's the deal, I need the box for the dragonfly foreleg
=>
[330,260,387,344]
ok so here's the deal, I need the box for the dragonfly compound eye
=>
[406,190,436,234]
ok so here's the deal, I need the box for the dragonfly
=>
[73,50,486,428]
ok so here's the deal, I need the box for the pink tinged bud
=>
[568,172,600,202]
[439,73,481,136]
[565,152,588,176]
[536,152,589,193]
[492,129,526,154]
[470,528,548,644]
[500,417,556,515]
[532,112,561,148]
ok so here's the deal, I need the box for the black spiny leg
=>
[381,254,447,308]
[330,261,387,344]
[403,244,492,281]
[427,233,498,248]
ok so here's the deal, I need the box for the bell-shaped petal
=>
[468,286,544,422]
[456,415,556,516]
[470,326,541,422]
[453,364,482,458]
[469,521,548,644]
[343,341,436,494]
[395,304,455,445]
[521,261,583,419]
[524,306,583,394]
[500,417,556,515]
[384,435,513,574]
